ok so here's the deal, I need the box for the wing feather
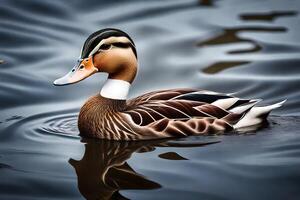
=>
[125,89,253,130]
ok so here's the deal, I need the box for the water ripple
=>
[1,110,80,143]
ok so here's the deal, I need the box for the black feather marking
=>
[175,93,230,103]
[227,99,250,110]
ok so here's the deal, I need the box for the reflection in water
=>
[69,140,160,199]
[198,0,214,6]
[158,152,188,160]
[199,10,298,74]
[240,11,297,22]
[199,26,287,73]
[69,139,160,200]
[198,27,286,54]
[202,61,250,74]
[70,139,217,200]
[0,163,12,170]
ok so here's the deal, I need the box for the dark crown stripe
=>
[81,28,137,59]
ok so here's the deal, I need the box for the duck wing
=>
[125,88,257,128]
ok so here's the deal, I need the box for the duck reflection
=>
[69,138,217,200]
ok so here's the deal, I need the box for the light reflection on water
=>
[0,0,300,199]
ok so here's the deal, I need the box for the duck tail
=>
[233,100,286,129]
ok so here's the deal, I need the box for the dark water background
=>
[1,0,300,199]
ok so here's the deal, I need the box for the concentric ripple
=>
[1,109,80,143]
[40,112,79,136]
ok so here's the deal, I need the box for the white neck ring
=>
[100,79,131,100]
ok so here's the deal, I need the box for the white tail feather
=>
[211,98,239,110]
[233,100,286,129]
[229,99,260,114]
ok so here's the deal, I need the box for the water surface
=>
[0,0,300,199]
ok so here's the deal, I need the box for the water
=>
[0,0,300,199]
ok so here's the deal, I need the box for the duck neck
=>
[100,79,131,100]
[100,61,137,100]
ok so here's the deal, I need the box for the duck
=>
[54,28,285,140]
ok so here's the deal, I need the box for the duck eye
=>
[99,44,111,50]
[79,65,84,70]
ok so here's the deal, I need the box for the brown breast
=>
[78,94,126,139]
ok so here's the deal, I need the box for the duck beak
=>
[53,56,98,86]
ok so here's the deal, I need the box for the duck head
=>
[54,28,138,86]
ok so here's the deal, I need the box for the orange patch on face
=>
[54,56,98,86]
[69,56,98,83]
